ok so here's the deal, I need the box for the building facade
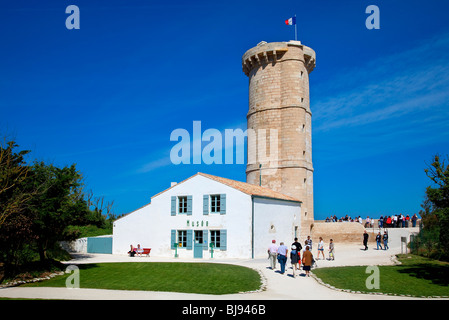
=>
[113,173,301,259]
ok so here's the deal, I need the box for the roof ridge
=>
[198,172,301,202]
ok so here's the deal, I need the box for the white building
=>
[113,172,301,259]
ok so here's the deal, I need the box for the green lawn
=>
[23,262,262,295]
[313,254,449,298]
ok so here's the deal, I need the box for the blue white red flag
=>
[285,17,296,25]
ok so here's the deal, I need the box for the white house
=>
[113,172,301,259]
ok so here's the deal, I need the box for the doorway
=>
[193,230,203,258]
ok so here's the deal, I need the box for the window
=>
[210,230,221,248]
[194,230,203,244]
[178,230,187,248]
[210,195,221,213]
[178,196,187,214]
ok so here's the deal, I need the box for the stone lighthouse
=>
[242,40,316,237]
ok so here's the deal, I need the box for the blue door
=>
[193,231,203,258]
[87,237,113,254]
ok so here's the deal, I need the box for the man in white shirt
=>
[277,242,289,274]
[267,240,278,270]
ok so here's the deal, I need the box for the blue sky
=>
[1,0,449,220]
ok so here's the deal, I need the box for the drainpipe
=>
[251,195,255,259]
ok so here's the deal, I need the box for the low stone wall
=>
[309,221,420,245]
[309,221,366,243]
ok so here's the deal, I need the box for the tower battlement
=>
[242,41,316,76]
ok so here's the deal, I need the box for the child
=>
[328,239,335,261]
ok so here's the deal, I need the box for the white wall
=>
[113,175,253,259]
[253,197,301,258]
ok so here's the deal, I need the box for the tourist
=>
[128,244,136,257]
[378,215,383,228]
[386,216,392,228]
[290,245,300,278]
[328,239,335,261]
[363,230,369,251]
[405,214,410,227]
[365,216,371,228]
[306,235,313,250]
[267,240,278,270]
[383,231,389,250]
[376,232,382,250]
[291,238,302,270]
[302,246,313,277]
[136,244,143,257]
[412,214,418,227]
[277,242,288,274]
[317,237,325,260]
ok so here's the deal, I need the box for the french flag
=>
[285,17,296,25]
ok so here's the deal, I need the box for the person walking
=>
[383,231,389,250]
[376,232,382,250]
[363,230,369,251]
[290,245,300,278]
[291,238,302,270]
[302,246,313,277]
[328,239,335,261]
[267,240,278,270]
[277,242,288,274]
[305,236,313,250]
[317,237,325,260]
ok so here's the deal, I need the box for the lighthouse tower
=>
[242,40,316,237]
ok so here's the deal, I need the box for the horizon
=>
[1,0,449,220]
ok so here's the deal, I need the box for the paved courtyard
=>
[0,228,433,300]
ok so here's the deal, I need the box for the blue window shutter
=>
[186,230,193,250]
[220,229,227,251]
[171,230,176,249]
[187,195,192,215]
[203,230,208,251]
[171,196,176,216]
[220,194,226,215]
[203,195,209,215]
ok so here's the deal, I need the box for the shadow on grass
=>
[397,263,449,286]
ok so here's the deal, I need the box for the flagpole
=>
[294,14,297,41]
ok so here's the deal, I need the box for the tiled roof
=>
[198,173,301,202]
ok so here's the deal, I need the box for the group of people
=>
[362,230,389,251]
[128,244,144,257]
[378,214,418,228]
[267,236,335,278]
[325,213,419,228]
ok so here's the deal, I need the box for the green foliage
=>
[418,154,449,261]
[0,139,116,282]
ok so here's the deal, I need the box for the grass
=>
[23,262,262,295]
[313,254,449,297]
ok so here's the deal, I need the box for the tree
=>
[421,154,449,259]
[24,162,91,261]
[0,141,32,226]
